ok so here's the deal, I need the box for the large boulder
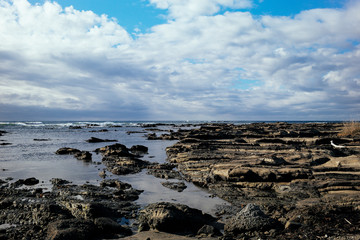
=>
[95,143,133,157]
[130,145,148,155]
[224,204,281,236]
[98,143,151,175]
[138,202,217,234]
[47,219,95,240]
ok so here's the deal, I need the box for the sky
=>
[0,0,359,121]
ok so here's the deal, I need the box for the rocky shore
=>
[1,122,360,239]
[165,122,360,239]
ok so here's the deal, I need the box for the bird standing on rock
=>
[330,140,345,148]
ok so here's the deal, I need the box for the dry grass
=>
[338,121,360,137]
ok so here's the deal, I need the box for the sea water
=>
[0,121,229,215]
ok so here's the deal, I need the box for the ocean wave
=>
[0,121,142,128]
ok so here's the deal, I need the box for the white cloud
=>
[149,0,252,20]
[0,0,360,120]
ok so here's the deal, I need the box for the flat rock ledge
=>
[165,122,360,239]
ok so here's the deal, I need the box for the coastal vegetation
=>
[338,121,360,137]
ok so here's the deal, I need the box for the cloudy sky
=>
[0,0,359,121]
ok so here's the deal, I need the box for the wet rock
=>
[69,126,82,129]
[99,169,106,178]
[94,217,132,238]
[47,218,95,240]
[138,202,217,234]
[55,148,81,155]
[0,177,142,240]
[284,220,302,230]
[23,177,39,186]
[0,130,8,135]
[146,133,177,140]
[86,137,117,143]
[0,142,12,145]
[11,177,39,187]
[100,179,131,190]
[97,143,151,175]
[224,204,281,236]
[95,143,134,157]
[130,145,149,155]
[310,157,331,166]
[161,181,187,192]
[50,178,71,186]
[55,147,93,162]
[147,163,183,180]
[89,129,109,132]
[74,151,92,161]
[103,156,150,175]
[197,224,222,237]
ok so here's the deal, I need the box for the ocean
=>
[0,121,230,215]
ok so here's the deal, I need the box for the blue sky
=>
[28,0,168,33]
[28,0,347,32]
[0,0,359,121]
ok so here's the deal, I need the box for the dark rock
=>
[130,145,148,154]
[86,137,117,143]
[260,155,289,166]
[23,177,39,186]
[284,220,302,230]
[95,143,133,157]
[147,163,183,180]
[0,142,11,145]
[11,177,39,187]
[256,138,286,144]
[146,133,160,140]
[93,217,132,237]
[224,204,281,235]
[310,157,331,166]
[50,178,71,186]
[74,151,92,161]
[33,138,51,141]
[103,156,150,175]
[146,133,177,140]
[89,129,109,132]
[138,202,216,234]
[100,179,131,190]
[161,181,187,192]
[197,224,222,237]
[69,126,82,129]
[298,128,321,137]
[97,143,151,175]
[0,177,142,240]
[47,218,95,240]
[55,148,81,155]
[99,170,106,178]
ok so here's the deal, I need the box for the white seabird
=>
[330,140,345,148]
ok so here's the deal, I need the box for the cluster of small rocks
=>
[0,178,142,239]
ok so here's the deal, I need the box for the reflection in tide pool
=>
[117,170,229,216]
